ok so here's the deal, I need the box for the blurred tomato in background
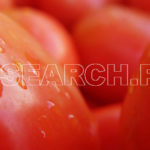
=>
[73,6,150,105]
[127,0,150,13]
[13,0,34,6]
[34,0,123,27]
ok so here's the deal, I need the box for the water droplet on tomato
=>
[65,92,71,99]
[53,83,60,93]
[41,115,47,119]
[29,64,38,76]
[0,65,7,76]
[32,68,38,76]
[0,39,6,52]
[16,77,27,90]
[0,81,3,97]
[68,114,75,119]
[0,39,6,54]
[14,61,23,73]
[0,39,6,45]
[47,100,55,110]
[41,130,46,139]
[0,46,4,53]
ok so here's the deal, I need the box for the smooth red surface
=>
[0,13,100,150]
[73,6,150,105]
[94,104,121,150]
[35,0,122,27]
[14,0,33,6]
[4,8,79,65]
[0,0,13,8]
[121,48,150,150]
[127,0,150,13]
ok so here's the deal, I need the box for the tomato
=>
[0,0,13,9]
[121,47,150,150]
[0,13,100,150]
[93,104,121,150]
[127,0,150,13]
[13,0,33,6]
[34,0,122,27]
[72,6,150,105]
[3,8,79,65]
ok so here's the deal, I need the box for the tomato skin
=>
[13,0,33,6]
[0,13,100,150]
[0,0,30,8]
[0,0,13,8]
[93,104,121,150]
[3,8,79,65]
[127,0,150,13]
[34,0,122,27]
[73,6,150,105]
[121,48,150,150]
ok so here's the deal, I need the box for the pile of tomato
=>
[0,0,149,150]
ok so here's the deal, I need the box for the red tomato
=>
[34,0,122,27]
[0,13,100,150]
[3,8,79,65]
[13,0,33,6]
[93,104,121,150]
[0,0,13,8]
[73,6,150,105]
[121,47,150,150]
[127,0,150,13]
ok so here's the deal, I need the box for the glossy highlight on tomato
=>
[3,8,79,65]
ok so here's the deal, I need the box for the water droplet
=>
[0,46,4,53]
[38,115,47,121]
[41,130,46,138]
[32,68,38,76]
[68,114,75,119]
[47,100,55,110]
[41,115,47,119]
[0,65,7,76]
[14,61,24,73]
[27,63,38,76]
[0,39,6,45]
[65,92,71,99]
[16,77,27,90]
[0,81,3,97]
[53,83,60,93]
[0,39,6,53]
